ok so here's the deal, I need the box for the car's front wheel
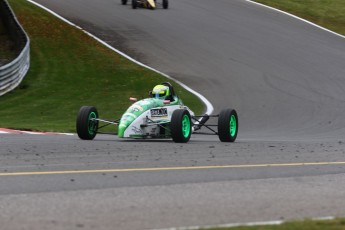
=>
[76,106,99,140]
[121,0,128,5]
[218,108,238,142]
[171,109,192,143]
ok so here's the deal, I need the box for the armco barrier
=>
[0,0,30,96]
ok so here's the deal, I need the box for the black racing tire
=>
[76,106,99,140]
[171,109,192,143]
[132,0,137,9]
[121,0,128,5]
[162,0,168,9]
[218,108,238,142]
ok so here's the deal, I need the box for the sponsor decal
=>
[150,108,168,117]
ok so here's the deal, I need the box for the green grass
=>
[255,0,345,36]
[204,218,345,229]
[0,0,203,132]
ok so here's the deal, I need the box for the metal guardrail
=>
[0,0,30,96]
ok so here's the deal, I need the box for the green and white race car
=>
[76,82,238,143]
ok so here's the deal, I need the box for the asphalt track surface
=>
[1,0,345,229]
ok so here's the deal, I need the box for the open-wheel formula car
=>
[76,82,238,143]
[122,0,168,9]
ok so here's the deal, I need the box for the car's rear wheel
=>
[171,109,191,143]
[218,108,238,142]
[76,106,99,140]
[121,0,128,5]
[132,0,137,9]
[162,0,168,9]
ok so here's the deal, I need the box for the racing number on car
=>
[150,108,168,117]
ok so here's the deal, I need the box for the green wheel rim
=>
[229,114,237,137]
[182,114,191,138]
[88,112,97,135]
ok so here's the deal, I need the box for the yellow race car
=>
[122,0,168,9]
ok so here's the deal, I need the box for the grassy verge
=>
[254,0,345,36]
[0,0,203,132]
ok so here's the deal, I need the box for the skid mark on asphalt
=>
[1,161,345,177]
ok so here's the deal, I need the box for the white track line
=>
[0,128,73,135]
[154,216,335,230]
[26,0,214,115]
[20,131,44,135]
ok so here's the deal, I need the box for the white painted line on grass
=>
[0,128,74,136]
[59,133,75,136]
[153,216,336,230]
[26,0,214,115]
[154,220,283,230]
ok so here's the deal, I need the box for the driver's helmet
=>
[151,85,169,99]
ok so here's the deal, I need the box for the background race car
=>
[122,0,168,9]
